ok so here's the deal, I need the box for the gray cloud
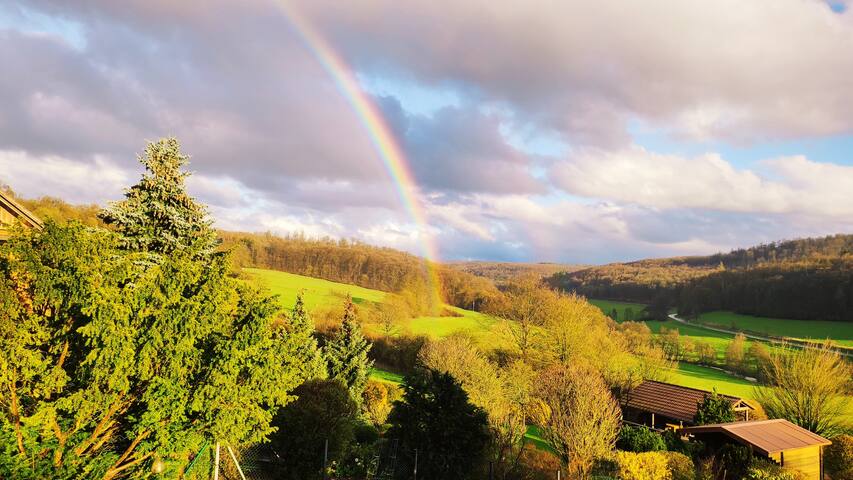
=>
[2,0,853,263]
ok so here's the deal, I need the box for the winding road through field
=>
[667,313,853,359]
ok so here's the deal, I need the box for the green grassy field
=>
[698,311,853,347]
[589,299,647,321]
[407,306,498,340]
[369,368,404,385]
[245,268,387,311]
[667,362,757,399]
[247,268,499,340]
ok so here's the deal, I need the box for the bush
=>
[612,451,670,480]
[518,445,562,480]
[661,429,703,459]
[716,443,753,479]
[744,458,805,480]
[617,425,667,452]
[661,451,695,480]
[825,434,853,480]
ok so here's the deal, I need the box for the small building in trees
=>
[682,419,831,480]
[621,380,753,429]
[0,190,42,241]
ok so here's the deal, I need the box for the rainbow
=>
[276,2,443,306]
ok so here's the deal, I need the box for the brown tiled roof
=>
[622,380,750,423]
[681,419,831,454]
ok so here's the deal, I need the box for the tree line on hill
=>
[548,237,853,322]
[6,184,502,318]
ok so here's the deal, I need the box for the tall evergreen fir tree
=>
[324,295,373,404]
[290,292,327,380]
[99,137,217,257]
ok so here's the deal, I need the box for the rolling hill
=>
[549,234,853,322]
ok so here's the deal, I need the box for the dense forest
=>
[548,236,853,322]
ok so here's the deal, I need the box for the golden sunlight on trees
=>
[755,344,853,437]
[531,364,621,479]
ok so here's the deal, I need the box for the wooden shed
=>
[621,380,753,429]
[682,419,831,480]
[0,190,42,241]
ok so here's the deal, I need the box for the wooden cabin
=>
[682,419,831,480]
[621,380,753,430]
[0,190,43,241]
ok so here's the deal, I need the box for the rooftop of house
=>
[680,419,831,455]
[622,380,752,423]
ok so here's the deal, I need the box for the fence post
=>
[213,442,220,480]
[322,439,329,480]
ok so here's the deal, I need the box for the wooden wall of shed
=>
[770,445,822,480]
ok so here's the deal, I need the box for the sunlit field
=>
[698,311,853,347]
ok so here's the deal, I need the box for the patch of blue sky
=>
[826,1,847,14]
[628,119,853,168]
[357,73,460,117]
[0,4,86,50]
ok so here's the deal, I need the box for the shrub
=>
[716,443,753,479]
[607,451,695,480]
[617,425,667,452]
[825,434,853,480]
[612,451,670,480]
[744,458,805,480]
[661,429,703,459]
[661,451,695,480]
[518,445,562,480]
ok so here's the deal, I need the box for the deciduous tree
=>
[531,364,620,479]
[755,344,852,437]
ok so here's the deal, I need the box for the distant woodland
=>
[221,231,501,312]
[548,235,853,322]
[447,260,585,284]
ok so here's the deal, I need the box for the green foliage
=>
[387,369,490,480]
[744,458,805,480]
[269,379,358,480]
[694,390,736,425]
[616,425,666,452]
[99,137,217,256]
[289,293,327,380]
[325,295,374,405]
[825,434,853,480]
[0,142,311,479]
[716,443,753,479]
[0,222,307,478]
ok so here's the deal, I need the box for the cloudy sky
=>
[2,0,853,263]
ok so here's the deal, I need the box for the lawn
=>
[245,268,387,311]
[589,299,647,321]
[666,362,757,400]
[369,368,404,385]
[697,311,853,347]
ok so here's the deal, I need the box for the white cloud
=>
[552,147,853,218]
[0,150,128,203]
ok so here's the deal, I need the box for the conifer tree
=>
[99,137,217,257]
[290,292,326,380]
[325,295,373,404]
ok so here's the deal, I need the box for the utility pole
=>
[413,449,418,480]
